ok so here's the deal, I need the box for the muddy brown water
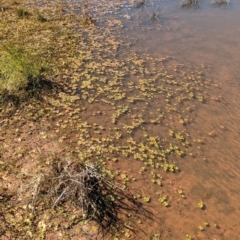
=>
[71,0,240,238]
[36,0,240,240]
[1,0,240,239]
[89,1,240,239]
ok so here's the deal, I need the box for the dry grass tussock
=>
[19,160,142,236]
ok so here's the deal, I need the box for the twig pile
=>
[50,162,119,226]
[21,160,141,234]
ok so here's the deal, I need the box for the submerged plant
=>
[147,5,161,22]
[185,234,192,240]
[149,6,167,23]
[180,0,200,8]
[203,221,209,226]
[158,195,169,207]
[143,196,151,203]
[198,226,204,231]
[211,0,230,6]
[178,189,185,198]
[134,0,147,9]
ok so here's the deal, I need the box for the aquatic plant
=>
[185,234,192,240]
[203,221,209,226]
[147,6,167,23]
[211,0,230,6]
[134,0,147,9]
[158,195,169,207]
[180,0,200,8]
[198,226,204,231]
[143,196,151,202]
[198,201,204,209]
[178,189,185,198]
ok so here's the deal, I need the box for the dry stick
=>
[31,176,42,207]
[52,187,68,208]
[20,174,42,210]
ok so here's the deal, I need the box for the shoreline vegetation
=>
[0,1,146,238]
[0,0,221,239]
[0,0,90,105]
[0,1,129,238]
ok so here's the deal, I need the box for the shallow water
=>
[1,0,240,238]
[72,0,240,238]
[84,0,240,238]
[129,2,237,238]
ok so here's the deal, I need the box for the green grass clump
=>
[0,46,45,96]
